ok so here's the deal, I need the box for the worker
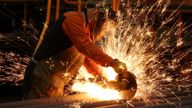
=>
[22,0,127,99]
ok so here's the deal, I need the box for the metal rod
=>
[112,0,120,12]
[81,100,123,108]
[96,96,192,108]
[140,100,192,108]
[0,94,98,108]
[0,94,192,108]
[55,0,60,21]
[78,0,81,12]
[34,0,52,54]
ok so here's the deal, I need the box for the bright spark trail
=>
[72,0,192,103]
[0,0,191,106]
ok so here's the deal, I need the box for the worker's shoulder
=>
[63,11,82,19]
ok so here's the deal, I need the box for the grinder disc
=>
[119,71,137,99]
[107,71,137,99]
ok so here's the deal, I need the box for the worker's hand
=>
[116,71,130,82]
[110,59,127,74]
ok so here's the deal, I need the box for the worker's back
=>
[33,15,72,61]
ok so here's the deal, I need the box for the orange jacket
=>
[62,11,113,75]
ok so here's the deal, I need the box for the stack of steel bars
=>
[0,91,191,108]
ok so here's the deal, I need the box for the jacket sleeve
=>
[84,57,102,76]
[62,13,113,67]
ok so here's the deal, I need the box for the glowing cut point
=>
[102,67,118,81]
[72,82,122,100]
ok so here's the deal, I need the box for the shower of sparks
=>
[72,0,192,102]
[0,0,191,104]
[72,81,122,100]
[0,51,29,85]
[72,66,122,100]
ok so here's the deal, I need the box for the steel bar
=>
[138,100,192,108]
[55,0,60,21]
[81,100,124,108]
[0,93,192,108]
[0,93,98,108]
[34,0,51,53]
[96,96,192,108]
[80,91,192,108]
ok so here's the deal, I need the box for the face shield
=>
[87,0,115,23]
[90,0,117,41]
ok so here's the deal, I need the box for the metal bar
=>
[55,0,60,21]
[96,96,192,108]
[139,100,192,108]
[81,100,123,108]
[0,94,98,108]
[78,0,81,12]
[81,91,192,108]
[112,0,120,12]
[34,0,52,54]
[0,93,191,108]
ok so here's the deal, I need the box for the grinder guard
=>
[107,71,137,99]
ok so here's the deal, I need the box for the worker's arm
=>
[84,57,102,77]
[63,12,113,67]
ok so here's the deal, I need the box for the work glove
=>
[110,59,127,74]
[110,59,131,87]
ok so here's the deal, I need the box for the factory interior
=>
[0,0,192,108]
